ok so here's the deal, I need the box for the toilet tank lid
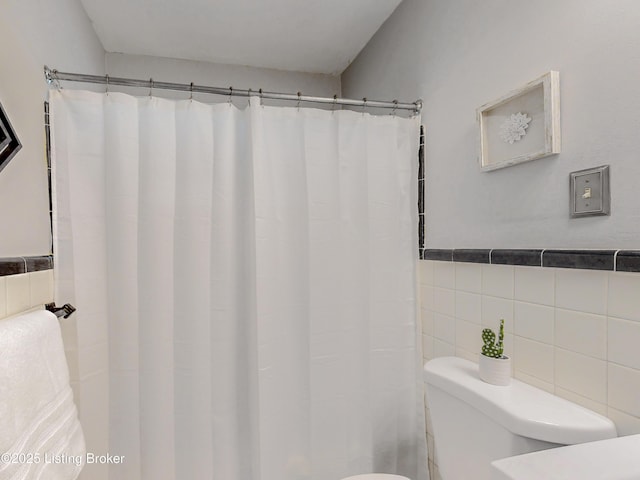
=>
[424,357,616,445]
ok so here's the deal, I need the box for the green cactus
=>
[481,319,505,358]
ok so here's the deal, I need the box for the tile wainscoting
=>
[419,258,640,480]
[0,256,54,320]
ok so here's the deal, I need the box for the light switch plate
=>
[570,165,610,218]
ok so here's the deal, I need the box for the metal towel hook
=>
[228,86,233,106]
[331,94,338,113]
[105,74,109,95]
[259,88,264,107]
[189,82,194,101]
[297,91,302,111]
[248,88,252,106]
[391,99,398,116]
[149,78,154,97]
[362,97,367,115]
[46,302,77,319]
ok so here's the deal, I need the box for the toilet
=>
[424,357,617,480]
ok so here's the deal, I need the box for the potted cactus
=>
[478,319,511,386]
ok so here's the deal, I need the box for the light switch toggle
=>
[582,187,592,199]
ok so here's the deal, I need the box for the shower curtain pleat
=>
[50,89,427,480]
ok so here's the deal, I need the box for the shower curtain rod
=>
[44,66,422,114]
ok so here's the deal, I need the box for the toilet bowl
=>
[424,357,617,480]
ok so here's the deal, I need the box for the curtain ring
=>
[149,78,153,98]
[297,91,302,111]
[105,74,109,95]
[50,69,62,91]
[228,86,233,106]
[391,99,398,117]
[362,97,367,115]
[331,94,338,113]
[189,82,194,101]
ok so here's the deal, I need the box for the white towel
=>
[0,310,85,480]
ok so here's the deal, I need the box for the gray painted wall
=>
[0,0,105,256]
[342,0,640,249]
[105,53,341,104]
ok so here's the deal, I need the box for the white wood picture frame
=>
[477,71,560,172]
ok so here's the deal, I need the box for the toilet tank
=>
[424,357,616,480]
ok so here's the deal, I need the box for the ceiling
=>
[79,0,402,76]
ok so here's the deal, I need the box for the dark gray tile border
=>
[542,250,615,271]
[0,255,53,277]
[419,248,636,272]
[423,249,453,261]
[491,249,543,267]
[453,249,490,264]
[616,251,640,272]
[0,258,26,276]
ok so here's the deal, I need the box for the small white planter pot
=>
[478,354,511,386]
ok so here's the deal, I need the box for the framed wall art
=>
[477,71,560,172]
[0,100,22,174]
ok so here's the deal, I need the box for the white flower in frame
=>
[499,112,532,144]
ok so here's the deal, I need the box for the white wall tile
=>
[433,287,455,316]
[433,338,455,358]
[423,334,434,361]
[482,296,513,333]
[503,333,514,361]
[514,301,554,344]
[5,273,30,316]
[421,308,434,336]
[422,261,640,431]
[455,262,481,293]
[514,371,554,394]
[608,363,640,418]
[608,317,640,370]
[608,272,640,322]
[555,268,607,315]
[456,319,482,355]
[30,270,54,307]
[455,291,481,324]
[555,387,608,416]
[433,313,455,343]
[420,285,435,311]
[514,266,555,306]
[607,407,640,436]
[455,347,477,363]
[433,261,455,289]
[513,336,554,384]
[555,348,607,403]
[419,260,435,286]
[0,277,6,319]
[481,264,514,299]
[555,308,606,359]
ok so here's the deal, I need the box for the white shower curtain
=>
[50,89,427,480]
